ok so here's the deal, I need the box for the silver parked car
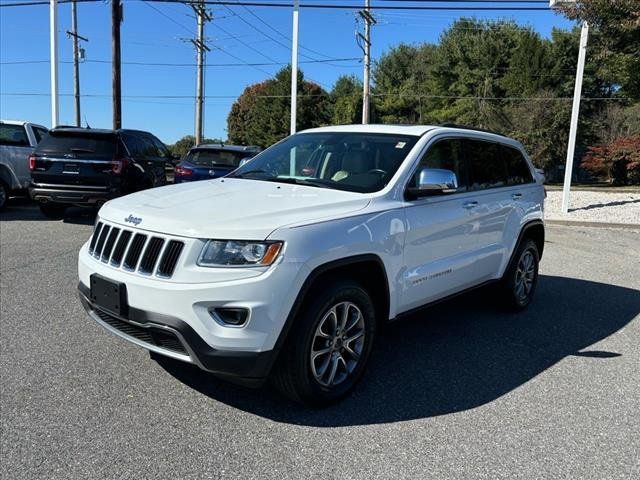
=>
[0,120,49,209]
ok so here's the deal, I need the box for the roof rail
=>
[438,123,505,137]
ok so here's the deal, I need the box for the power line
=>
[0,0,555,10]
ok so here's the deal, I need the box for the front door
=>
[400,137,483,312]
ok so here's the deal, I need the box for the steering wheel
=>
[367,169,387,176]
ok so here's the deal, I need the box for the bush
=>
[581,135,640,185]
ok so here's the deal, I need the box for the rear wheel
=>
[0,181,7,210]
[273,280,376,406]
[500,238,539,310]
[39,203,67,219]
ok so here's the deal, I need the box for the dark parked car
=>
[174,144,260,183]
[29,127,173,218]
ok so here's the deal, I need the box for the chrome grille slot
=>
[89,222,103,254]
[157,240,184,277]
[94,225,111,258]
[110,230,131,267]
[89,221,186,279]
[123,234,147,270]
[139,237,164,274]
[101,228,120,262]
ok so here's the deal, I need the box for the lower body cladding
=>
[78,284,273,386]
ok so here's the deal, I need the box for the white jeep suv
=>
[78,124,545,405]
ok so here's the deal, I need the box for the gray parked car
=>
[0,120,49,209]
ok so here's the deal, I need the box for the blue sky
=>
[0,1,575,144]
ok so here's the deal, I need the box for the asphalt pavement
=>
[1,200,639,479]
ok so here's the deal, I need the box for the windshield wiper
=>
[232,169,274,178]
[70,147,95,154]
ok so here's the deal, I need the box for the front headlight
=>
[197,240,283,267]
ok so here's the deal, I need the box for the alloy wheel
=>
[309,301,366,387]
[515,249,536,302]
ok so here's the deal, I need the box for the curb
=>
[545,219,640,230]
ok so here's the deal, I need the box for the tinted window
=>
[0,124,29,146]
[229,132,419,193]
[121,133,147,158]
[502,145,534,185]
[148,135,170,158]
[466,139,507,190]
[35,131,116,160]
[186,149,250,168]
[413,138,467,192]
[33,127,49,144]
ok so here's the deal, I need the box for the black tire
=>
[272,280,377,406]
[39,203,67,219]
[0,181,7,211]
[499,238,540,311]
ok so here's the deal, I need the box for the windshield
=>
[228,132,419,193]
[185,149,250,168]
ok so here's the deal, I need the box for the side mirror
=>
[406,168,458,198]
[238,157,252,167]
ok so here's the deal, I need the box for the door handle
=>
[462,201,478,209]
[512,193,523,200]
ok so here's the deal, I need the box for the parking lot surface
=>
[1,201,639,480]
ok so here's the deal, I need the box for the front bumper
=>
[30,183,118,206]
[78,283,274,386]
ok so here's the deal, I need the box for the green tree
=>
[168,135,224,157]
[558,0,640,99]
[330,75,362,125]
[227,67,331,148]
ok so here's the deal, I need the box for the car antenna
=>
[84,115,91,129]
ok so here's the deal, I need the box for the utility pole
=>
[111,0,122,129]
[357,1,375,124]
[49,0,59,128]
[67,0,88,127]
[561,21,589,214]
[190,1,211,145]
[290,0,299,135]
[550,0,588,214]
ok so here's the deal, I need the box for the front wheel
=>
[273,280,377,406]
[500,239,540,310]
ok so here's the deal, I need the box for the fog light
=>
[209,307,249,327]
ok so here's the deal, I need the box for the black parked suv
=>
[29,127,172,218]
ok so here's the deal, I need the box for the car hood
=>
[99,178,371,239]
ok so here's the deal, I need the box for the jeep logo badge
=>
[124,214,142,226]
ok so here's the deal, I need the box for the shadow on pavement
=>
[0,198,96,225]
[155,275,640,426]
[570,198,640,212]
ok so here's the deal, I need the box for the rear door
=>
[0,123,32,188]
[464,138,514,281]
[401,137,483,310]
[31,131,118,187]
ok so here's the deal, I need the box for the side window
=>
[140,136,160,158]
[149,135,169,159]
[121,133,145,158]
[466,139,507,191]
[0,124,29,146]
[413,138,467,192]
[33,127,49,144]
[502,145,534,185]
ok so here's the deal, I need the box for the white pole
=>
[362,0,371,124]
[290,0,299,135]
[561,21,589,214]
[50,0,59,128]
